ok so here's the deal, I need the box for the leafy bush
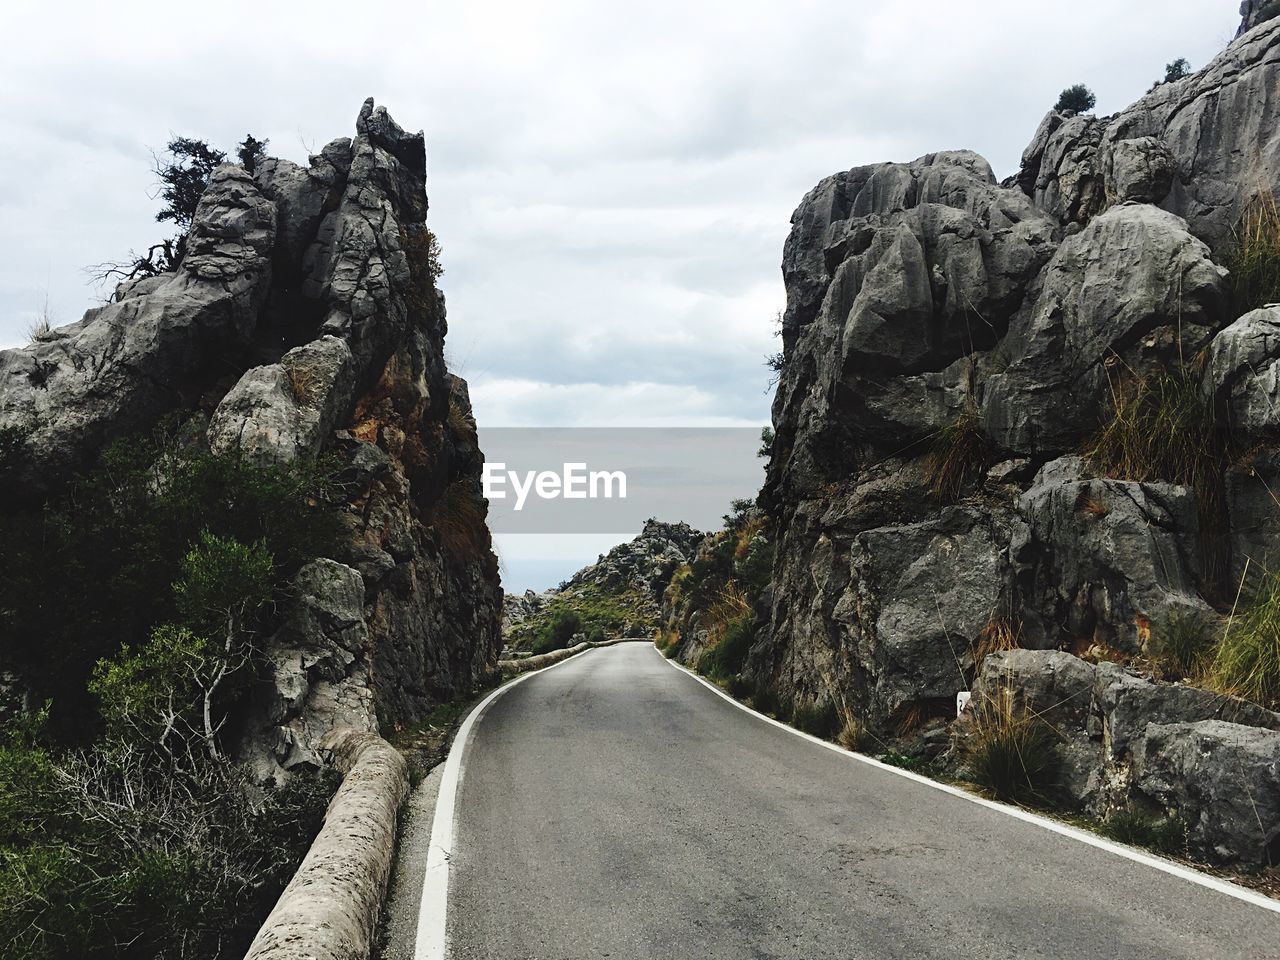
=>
[1163,58,1191,83]
[1210,571,1280,706]
[957,694,1059,804]
[1055,83,1097,113]
[0,736,337,960]
[1100,805,1186,855]
[1223,191,1280,318]
[0,424,341,740]
[925,401,991,502]
[531,609,583,655]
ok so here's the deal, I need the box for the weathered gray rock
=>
[209,335,355,464]
[984,204,1227,453]
[1226,449,1280,586]
[0,166,275,483]
[846,507,1019,722]
[1016,470,1211,652]
[1239,0,1280,37]
[237,560,376,783]
[1204,306,1280,441]
[1134,720,1280,863]
[975,649,1280,847]
[1102,136,1175,205]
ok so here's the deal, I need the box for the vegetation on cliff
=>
[0,419,343,958]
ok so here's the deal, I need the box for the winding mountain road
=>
[422,642,1280,959]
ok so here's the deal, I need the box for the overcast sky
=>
[0,1,1241,590]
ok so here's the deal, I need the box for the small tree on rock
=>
[1055,84,1097,114]
[1164,58,1191,82]
[236,134,269,175]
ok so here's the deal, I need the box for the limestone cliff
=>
[674,19,1280,865]
[0,100,502,780]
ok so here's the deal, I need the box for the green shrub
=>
[697,612,755,681]
[531,609,582,655]
[0,743,337,960]
[750,682,781,717]
[587,625,606,643]
[958,694,1059,804]
[1210,571,1280,706]
[925,401,990,502]
[0,424,340,740]
[878,750,928,773]
[1224,191,1280,318]
[1055,83,1096,113]
[1100,805,1186,855]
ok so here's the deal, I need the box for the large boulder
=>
[1015,460,1212,652]
[974,648,1280,854]
[1204,306,1280,442]
[237,559,376,783]
[208,335,355,464]
[984,204,1228,454]
[0,166,275,484]
[1134,720,1280,863]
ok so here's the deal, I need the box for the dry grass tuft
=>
[956,690,1059,804]
[925,400,991,502]
[1077,492,1111,520]
[973,616,1021,670]
[286,365,324,406]
[1225,190,1280,317]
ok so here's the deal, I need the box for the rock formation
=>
[0,100,503,780]
[727,19,1280,863]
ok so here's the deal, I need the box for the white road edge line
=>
[414,643,624,960]
[655,643,1280,915]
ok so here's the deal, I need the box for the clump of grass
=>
[973,616,1021,671]
[791,699,840,740]
[956,693,1059,804]
[1149,610,1216,680]
[1209,570,1280,706]
[286,364,323,405]
[924,400,991,502]
[1086,366,1219,486]
[1100,805,1186,855]
[1077,491,1110,520]
[697,611,754,680]
[1224,191,1280,318]
[837,717,869,751]
[750,682,780,717]
[878,750,929,773]
[1085,365,1229,586]
[655,628,681,658]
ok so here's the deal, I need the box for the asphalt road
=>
[442,641,1280,959]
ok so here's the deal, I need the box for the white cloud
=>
[0,0,1242,586]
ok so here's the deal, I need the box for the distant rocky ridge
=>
[502,520,702,647]
[663,14,1280,865]
[0,100,502,780]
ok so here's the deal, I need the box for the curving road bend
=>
[439,641,1280,960]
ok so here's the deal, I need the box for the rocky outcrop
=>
[974,649,1280,862]
[739,23,1280,864]
[1016,18,1280,247]
[503,519,703,646]
[0,166,275,484]
[0,100,502,782]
